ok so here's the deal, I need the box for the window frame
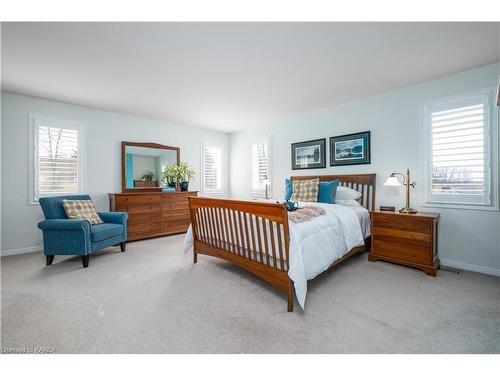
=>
[200,141,223,196]
[250,135,272,198]
[28,114,86,205]
[421,87,499,211]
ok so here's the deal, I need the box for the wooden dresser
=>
[109,191,198,241]
[368,210,440,276]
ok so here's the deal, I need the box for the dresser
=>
[109,191,198,241]
[368,210,440,276]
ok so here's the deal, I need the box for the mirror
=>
[121,142,180,192]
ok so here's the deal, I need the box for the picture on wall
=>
[330,131,371,166]
[291,138,326,170]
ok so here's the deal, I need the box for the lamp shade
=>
[384,176,402,187]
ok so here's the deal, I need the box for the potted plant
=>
[161,164,178,188]
[177,162,195,191]
[142,171,155,182]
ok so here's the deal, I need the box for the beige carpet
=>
[1,234,499,353]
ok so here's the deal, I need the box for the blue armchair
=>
[38,195,128,268]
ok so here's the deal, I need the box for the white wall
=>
[230,63,500,276]
[1,92,229,254]
[132,155,156,180]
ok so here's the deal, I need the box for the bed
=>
[184,174,376,311]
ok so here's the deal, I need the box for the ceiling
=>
[1,22,499,133]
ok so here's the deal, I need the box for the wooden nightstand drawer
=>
[369,211,440,276]
[372,227,431,244]
[372,239,430,265]
[372,214,431,234]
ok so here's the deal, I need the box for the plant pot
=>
[180,181,189,191]
[167,182,176,188]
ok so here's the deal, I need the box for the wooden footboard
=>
[188,197,294,311]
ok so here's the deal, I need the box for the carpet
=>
[1,234,499,353]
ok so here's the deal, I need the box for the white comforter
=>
[183,202,366,309]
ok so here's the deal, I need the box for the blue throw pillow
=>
[284,179,293,201]
[318,180,339,204]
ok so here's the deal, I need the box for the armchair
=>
[38,195,128,268]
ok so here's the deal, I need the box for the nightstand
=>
[368,210,440,276]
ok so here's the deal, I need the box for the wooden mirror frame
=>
[121,141,180,193]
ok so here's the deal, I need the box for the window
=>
[423,88,497,208]
[251,136,271,197]
[30,115,85,204]
[201,142,222,195]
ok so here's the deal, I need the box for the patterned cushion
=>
[290,178,320,202]
[62,199,103,225]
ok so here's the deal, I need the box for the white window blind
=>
[251,137,271,197]
[202,143,222,194]
[31,116,85,202]
[424,90,493,206]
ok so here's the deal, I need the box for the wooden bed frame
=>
[188,173,376,312]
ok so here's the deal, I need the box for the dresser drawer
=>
[162,200,189,210]
[161,223,190,234]
[116,203,161,214]
[128,222,161,235]
[115,194,160,205]
[128,212,161,225]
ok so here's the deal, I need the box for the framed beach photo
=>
[330,131,371,166]
[291,138,326,170]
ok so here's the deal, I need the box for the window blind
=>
[202,144,222,194]
[36,125,80,198]
[251,140,270,196]
[426,93,491,206]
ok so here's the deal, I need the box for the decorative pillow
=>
[335,186,362,201]
[335,198,362,207]
[290,178,319,202]
[62,200,103,225]
[318,180,339,204]
[284,178,293,201]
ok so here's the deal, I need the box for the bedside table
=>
[368,210,440,276]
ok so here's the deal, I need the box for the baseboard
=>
[1,245,43,257]
[440,258,500,277]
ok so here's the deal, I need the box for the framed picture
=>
[330,131,371,166]
[291,138,326,170]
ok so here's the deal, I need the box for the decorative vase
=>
[168,182,176,188]
[180,181,189,191]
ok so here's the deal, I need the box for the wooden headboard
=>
[290,174,376,211]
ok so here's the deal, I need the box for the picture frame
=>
[330,131,371,166]
[291,138,326,170]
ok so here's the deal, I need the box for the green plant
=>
[177,162,195,182]
[161,164,179,185]
[142,171,155,182]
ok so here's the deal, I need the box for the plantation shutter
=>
[251,139,270,196]
[426,92,492,206]
[34,121,82,200]
[202,143,222,194]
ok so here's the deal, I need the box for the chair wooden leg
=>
[287,280,294,312]
[81,255,89,268]
[120,242,126,252]
[46,255,54,265]
[193,250,197,263]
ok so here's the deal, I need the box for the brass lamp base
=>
[399,207,418,214]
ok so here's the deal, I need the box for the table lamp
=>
[383,168,417,214]
[263,179,271,200]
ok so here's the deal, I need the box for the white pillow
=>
[335,198,362,207]
[335,186,362,200]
